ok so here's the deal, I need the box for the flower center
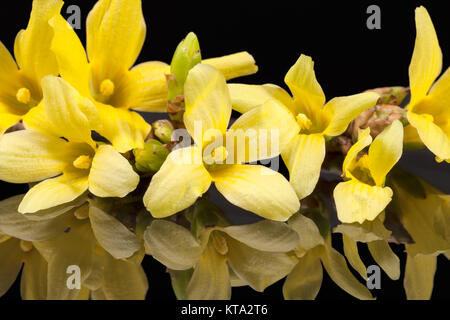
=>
[73,155,92,170]
[100,79,115,97]
[296,113,312,131]
[16,87,31,104]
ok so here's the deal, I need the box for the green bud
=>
[169,32,202,101]
[153,120,174,144]
[133,139,169,173]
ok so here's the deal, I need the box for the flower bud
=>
[152,120,174,144]
[133,139,169,173]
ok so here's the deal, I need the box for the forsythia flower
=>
[144,64,300,221]
[0,76,139,214]
[333,121,404,224]
[405,7,450,163]
[144,219,298,300]
[228,54,380,199]
[0,0,62,136]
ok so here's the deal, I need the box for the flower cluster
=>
[0,1,448,300]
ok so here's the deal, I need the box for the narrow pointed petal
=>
[342,128,372,180]
[20,249,48,300]
[404,254,436,300]
[88,145,139,198]
[342,235,367,280]
[203,52,258,80]
[0,238,23,297]
[144,146,212,218]
[368,240,400,280]
[211,164,300,221]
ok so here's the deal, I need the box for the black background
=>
[0,0,449,301]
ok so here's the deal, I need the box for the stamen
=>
[211,146,228,164]
[16,88,31,104]
[100,79,115,97]
[73,155,92,169]
[296,113,312,131]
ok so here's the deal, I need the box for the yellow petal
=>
[342,128,372,180]
[0,130,72,183]
[283,251,323,300]
[404,254,436,300]
[185,242,231,300]
[19,169,89,214]
[0,238,23,297]
[184,63,231,146]
[96,103,151,153]
[14,0,62,85]
[20,249,48,300]
[409,6,442,106]
[124,61,170,112]
[322,92,380,137]
[284,54,326,114]
[0,194,75,241]
[223,220,299,252]
[367,240,400,280]
[226,236,297,292]
[227,99,299,163]
[320,240,374,300]
[203,52,258,80]
[334,180,393,224]
[89,205,141,259]
[87,0,145,93]
[22,102,60,137]
[407,111,450,161]
[88,144,139,198]
[282,134,326,199]
[228,83,296,115]
[0,113,21,136]
[49,15,90,96]
[144,146,212,218]
[210,164,299,221]
[144,220,203,270]
[368,120,404,186]
[342,235,367,280]
[41,76,100,146]
[102,253,148,300]
[288,213,324,253]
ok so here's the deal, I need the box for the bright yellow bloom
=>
[144,64,300,221]
[334,121,404,224]
[0,76,139,214]
[36,0,257,153]
[405,7,450,163]
[0,0,63,136]
[228,55,380,199]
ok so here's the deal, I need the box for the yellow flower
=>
[32,0,257,153]
[405,7,450,163]
[144,219,298,299]
[228,54,380,199]
[333,121,404,224]
[143,64,300,221]
[0,76,139,214]
[0,0,63,136]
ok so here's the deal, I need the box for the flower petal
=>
[95,103,151,153]
[203,52,258,80]
[0,130,72,183]
[367,240,400,280]
[88,144,139,198]
[143,146,212,218]
[102,253,148,300]
[223,220,299,252]
[334,180,393,224]
[226,236,297,292]
[20,249,48,300]
[288,213,325,254]
[368,120,404,186]
[282,134,326,199]
[409,6,442,105]
[404,254,436,300]
[184,63,231,146]
[228,83,295,114]
[322,92,380,137]
[342,235,367,280]
[0,113,21,136]
[283,251,323,300]
[19,170,89,214]
[89,205,141,259]
[211,164,300,221]
[0,238,23,297]
[87,0,145,90]
[144,220,203,270]
[14,0,62,84]
[185,242,230,300]
[342,128,372,180]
